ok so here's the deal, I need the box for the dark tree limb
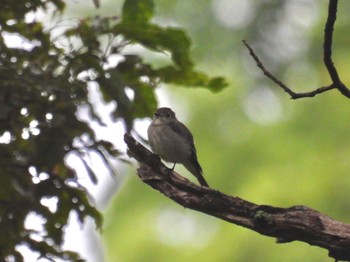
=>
[124,133,350,261]
[244,0,350,99]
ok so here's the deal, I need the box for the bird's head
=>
[152,107,176,125]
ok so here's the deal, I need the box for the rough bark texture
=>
[125,133,350,261]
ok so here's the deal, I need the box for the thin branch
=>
[323,0,340,83]
[242,40,336,99]
[323,0,350,97]
[244,0,350,99]
[124,133,350,261]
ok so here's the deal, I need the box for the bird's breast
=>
[148,124,191,163]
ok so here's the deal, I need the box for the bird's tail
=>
[183,159,209,187]
[195,172,209,187]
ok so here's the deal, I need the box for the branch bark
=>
[124,133,350,261]
[244,0,350,100]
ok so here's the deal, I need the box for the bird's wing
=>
[168,121,194,144]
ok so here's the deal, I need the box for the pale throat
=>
[153,118,173,126]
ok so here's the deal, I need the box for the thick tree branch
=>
[124,133,350,261]
[244,0,350,99]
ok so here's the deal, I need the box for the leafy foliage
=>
[0,0,227,261]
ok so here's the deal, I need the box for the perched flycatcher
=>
[147,107,209,187]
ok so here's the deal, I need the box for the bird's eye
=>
[166,113,171,118]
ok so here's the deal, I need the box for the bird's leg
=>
[166,163,176,175]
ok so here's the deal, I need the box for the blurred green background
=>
[66,0,350,261]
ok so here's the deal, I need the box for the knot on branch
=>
[254,210,275,227]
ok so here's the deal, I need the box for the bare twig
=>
[323,0,350,97]
[244,0,350,99]
[323,0,340,84]
[124,133,350,261]
[242,40,335,99]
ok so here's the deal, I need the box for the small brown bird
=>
[147,107,209,187]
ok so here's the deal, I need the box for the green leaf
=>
[207,77,229,92]
[116,23,193,69]
[160,27,193,69]
[156,66,228,92]
[122,0,154,25]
